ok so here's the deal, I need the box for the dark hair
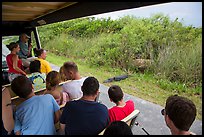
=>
[6,42,18,51]
[33,48,44,57]
[29,60,41,73]
[165,95,196,131]
[108,85,123,103]
[11,75,33,98]
[63,61,78,72]
[81,77,99,96]
[46,71,61,90]
[104,121,133,135]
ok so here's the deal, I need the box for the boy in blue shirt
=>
[11,75,61,135]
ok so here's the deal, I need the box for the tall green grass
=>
[43,31,202,91]
[150,40,202,92]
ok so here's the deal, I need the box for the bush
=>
[37,14,202,89]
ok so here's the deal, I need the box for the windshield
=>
[2,42,10,61]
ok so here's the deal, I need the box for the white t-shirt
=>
[62,77,87,101]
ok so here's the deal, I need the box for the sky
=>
[89,2,202,28]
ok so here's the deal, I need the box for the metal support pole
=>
[135,122,150,135]
[33,27,41,49]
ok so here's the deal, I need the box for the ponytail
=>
[6,42,18,51]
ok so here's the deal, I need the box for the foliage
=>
[38,13,202,92]
[3,36,19,45]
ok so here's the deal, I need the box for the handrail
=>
[2,83,10,87]
[122,109,140,123]
[10,80,71,103]
[3,80,71,88]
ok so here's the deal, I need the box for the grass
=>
[46,52,202,120]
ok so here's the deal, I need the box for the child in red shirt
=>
[108,85,135,124]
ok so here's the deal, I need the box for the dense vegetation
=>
[37,13,202,95]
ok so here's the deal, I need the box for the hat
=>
[20,33,30,39]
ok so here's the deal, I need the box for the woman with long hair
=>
[6,42,26,82]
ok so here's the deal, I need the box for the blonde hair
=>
[59,66,67,82]
[46,71,61,90]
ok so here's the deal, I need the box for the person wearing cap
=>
[17,33,36,68]
[161,95,196,135]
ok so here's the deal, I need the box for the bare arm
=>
[54,109,61,124]
[59,123,65,135]
[2,87,14,133]
[12,54,26,75]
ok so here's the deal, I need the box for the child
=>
[11,75,61,135]
[108,85,135,124]
[44,71,69,105]
[27,60,46,91]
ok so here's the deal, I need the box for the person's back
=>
[11,76,60,135]
[60,77,109,135]
[36,58,52,74]
[62,77,86,100]
[27,72,46,91]
[15,95,59,135]
[61,62,86,100]
[26,60,46,91]
[108,85,135,124]
[61,99,109,135]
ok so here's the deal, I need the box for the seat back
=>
[99,109,140,135]
[121,109,140,129]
